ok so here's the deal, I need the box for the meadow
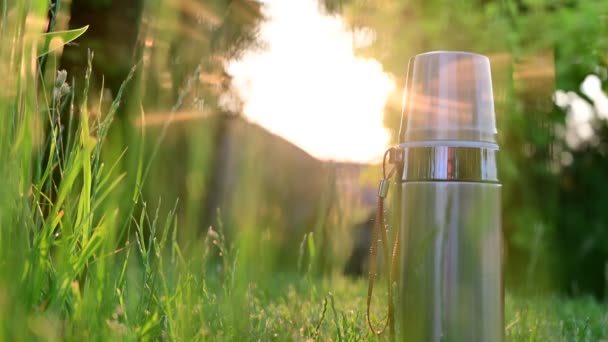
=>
[1,1,607,340]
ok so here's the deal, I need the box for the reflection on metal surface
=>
[398,182,503,341]
[401,146,498,182]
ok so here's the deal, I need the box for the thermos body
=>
[398,181,502,341]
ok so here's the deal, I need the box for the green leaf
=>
[37,25,89,57]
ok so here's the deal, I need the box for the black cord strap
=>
[366,148,401,337]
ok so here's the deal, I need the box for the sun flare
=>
[227,0,395,163]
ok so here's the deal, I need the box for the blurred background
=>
[53,0,607,299]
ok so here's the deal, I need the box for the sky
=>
[227,0,395,163]
[555,74,608,150]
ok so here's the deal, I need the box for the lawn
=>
[4,259,608,340]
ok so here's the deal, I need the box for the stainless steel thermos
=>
[396,51,503,341]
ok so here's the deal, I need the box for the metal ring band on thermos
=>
[400,145,499,183]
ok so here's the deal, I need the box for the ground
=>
[185,274,608,341]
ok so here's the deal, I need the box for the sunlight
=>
[554,74,608,149]
[227,0,394,163]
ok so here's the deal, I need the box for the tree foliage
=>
[324,0,608,297]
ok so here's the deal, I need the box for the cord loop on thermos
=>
[366,146,402,337]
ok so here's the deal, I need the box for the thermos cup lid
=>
[400,51,497,146]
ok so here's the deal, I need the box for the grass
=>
[0,1,607,341]
[504,295,608,341]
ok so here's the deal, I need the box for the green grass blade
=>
[37,25,89,57]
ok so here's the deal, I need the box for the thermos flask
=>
[396,51,503,341]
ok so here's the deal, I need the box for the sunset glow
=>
[228,0,394,163]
